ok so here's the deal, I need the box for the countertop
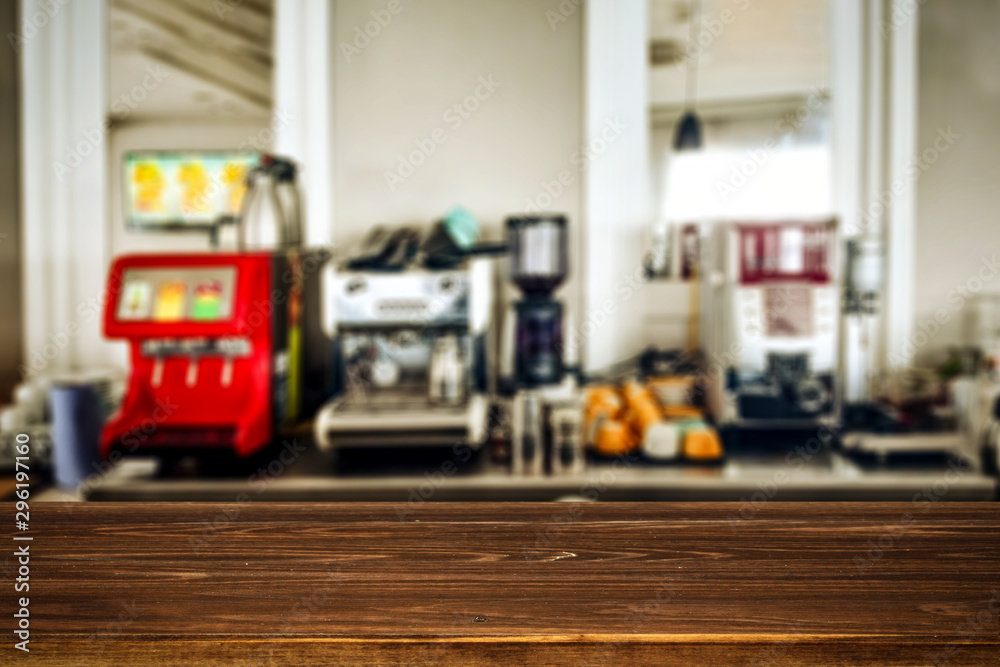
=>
[78,445,999,502]
[11,502,1000,665]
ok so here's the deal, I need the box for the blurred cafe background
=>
[1,0,999,502]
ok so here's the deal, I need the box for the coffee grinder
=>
[508,214,567,386]
[504,214,575,475]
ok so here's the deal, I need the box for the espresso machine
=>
[314,256,493,459]
[701,220,840,430]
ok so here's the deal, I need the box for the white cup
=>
[13,382,45,424]
[0,406,26,434]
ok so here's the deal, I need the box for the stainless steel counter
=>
[79,444,998,502]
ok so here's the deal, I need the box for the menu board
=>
[124,152,259,228]
[116,267,238,323]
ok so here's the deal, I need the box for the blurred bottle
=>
[645,221,673,279]
[239,155,302,250]
[429,335,465,405]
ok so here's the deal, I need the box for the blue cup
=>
[50,383,104,489]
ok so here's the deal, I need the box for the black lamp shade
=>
[674,111,703,150]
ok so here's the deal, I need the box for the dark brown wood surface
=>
[5,502,999,665]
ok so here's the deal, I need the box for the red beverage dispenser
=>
[101,249,328,459]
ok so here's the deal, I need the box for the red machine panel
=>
[738,221,833,285]
[102,253,275,458]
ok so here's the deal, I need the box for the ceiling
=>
[107,0,826,123]
[107,0,273,121]
[650,0,830,115]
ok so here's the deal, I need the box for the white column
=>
[831,0,864,401]
[272,0,335,248]
[580,0,651,373]
[832,0,918,400]
[20,0,109,378]
[883,0,918,369]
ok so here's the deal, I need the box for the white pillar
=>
[832,0,918,400]
[20,0,109,379]
[883,0,918,369]
[580,0,651,373]
[272,0,335,248]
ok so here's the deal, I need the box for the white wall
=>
[331,0,586,370]
[332,0,582,256]
[914,0,1000,365]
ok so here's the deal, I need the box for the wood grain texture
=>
[6,502,999,665]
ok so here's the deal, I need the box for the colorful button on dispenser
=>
[154,281,187,321]
[191,280,224,321]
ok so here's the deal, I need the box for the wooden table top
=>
[9,502,1000,665]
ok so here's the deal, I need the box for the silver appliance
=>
[238,155,302,250]
[314,259,493,457]
[701,220,840,429]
